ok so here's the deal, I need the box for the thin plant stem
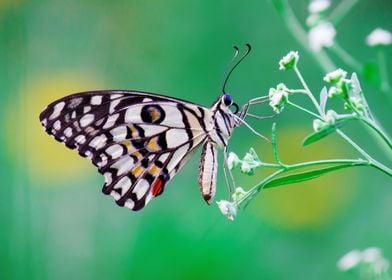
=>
[360,117,392,150]
[287,101,320,119]
[331,42,362,73]
[336,129,371,160]
[329,0,361,26]
[378,49,391,93]
[271,0,336,72]
[293,65,324,115]
[288,89,308,94]
[337,129,392,175]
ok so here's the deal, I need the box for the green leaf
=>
[302,117,354,146]
[303,125,337,146]
[263,164,356,189]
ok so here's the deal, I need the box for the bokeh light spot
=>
[250,126,357,230]
[4,72,105,186]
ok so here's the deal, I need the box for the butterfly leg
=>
[223,146,237,199]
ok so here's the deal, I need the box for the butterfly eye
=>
[222,93,233,106]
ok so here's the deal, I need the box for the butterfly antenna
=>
[222,43,252,93]
[221,45,240,93]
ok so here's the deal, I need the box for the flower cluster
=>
[323,69,366,114]
[323,68,352,98]
[228,148,261,175]
[278,51,299,70]
[313,110,338,132]
[306,0,335,52]
[337,247,390,278]
[216,187,248,221]
[268,83,289,114]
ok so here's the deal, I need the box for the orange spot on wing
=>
[151,179,163,196]
[131,165,144,177]
[147,137,161,152]
[149,108,161,122]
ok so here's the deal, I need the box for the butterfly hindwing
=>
[39,90,210,210]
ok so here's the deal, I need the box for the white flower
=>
[362,247,382,263]
[349,96,363,111]
[324,69,347,84]
[373,259,390,274]
[240,161,253,175]
[324,110,338,124]
[308,21,336,51]
[308,0,331,14]
[338,247,391,276]
[227,152,240,170]
[324,69,353,99]
[361,247,390,274]
[232,187,247,202]
[216,200,237,221]
[279,51,299,70]
[366,28,392,47]
[337,250,362,271]
[269,83,288,113]
[313,119,325,132]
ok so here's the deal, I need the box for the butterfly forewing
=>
[40,90,210,210]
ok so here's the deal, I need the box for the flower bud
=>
[268,83,288,113]
[324,69,347,84]
[308,21,336,51]
[240,161,254,175]
[366,28,392,47]
[216,200,237,221]
[227,152,240,170]
[232,187,248,202]
[279,51,299,70]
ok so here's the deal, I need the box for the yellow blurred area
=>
[252,126,356,230]
[4,72,105,185]
[0,0,22,10]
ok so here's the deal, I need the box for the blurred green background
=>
[1,0,391,279]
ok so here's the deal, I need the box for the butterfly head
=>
[220,93,239,114]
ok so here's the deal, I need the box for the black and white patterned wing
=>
[39,90,210,210]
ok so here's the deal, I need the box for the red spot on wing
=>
[151,179,163,197]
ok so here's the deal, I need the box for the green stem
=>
[287,101,320,118]
[271,123,284,166]
[294,65,324,115]
[330,42,362,73]
[239,157,391,208]
[271,0,336,73]
[336,129,371,159]
[240,169,285,206]
[290,159,366,170]
[360,117,392,150]
[288,89,308,94]
[337,129,392,174]
[329,0,361,26]
[378,49,391,93]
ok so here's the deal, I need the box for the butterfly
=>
[39,45,264,211]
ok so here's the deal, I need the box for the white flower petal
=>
[309,0,331,14]
[216,200,237,221]
[308,21,336,51]
[337,250,362,271]
[366,28,392,47]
